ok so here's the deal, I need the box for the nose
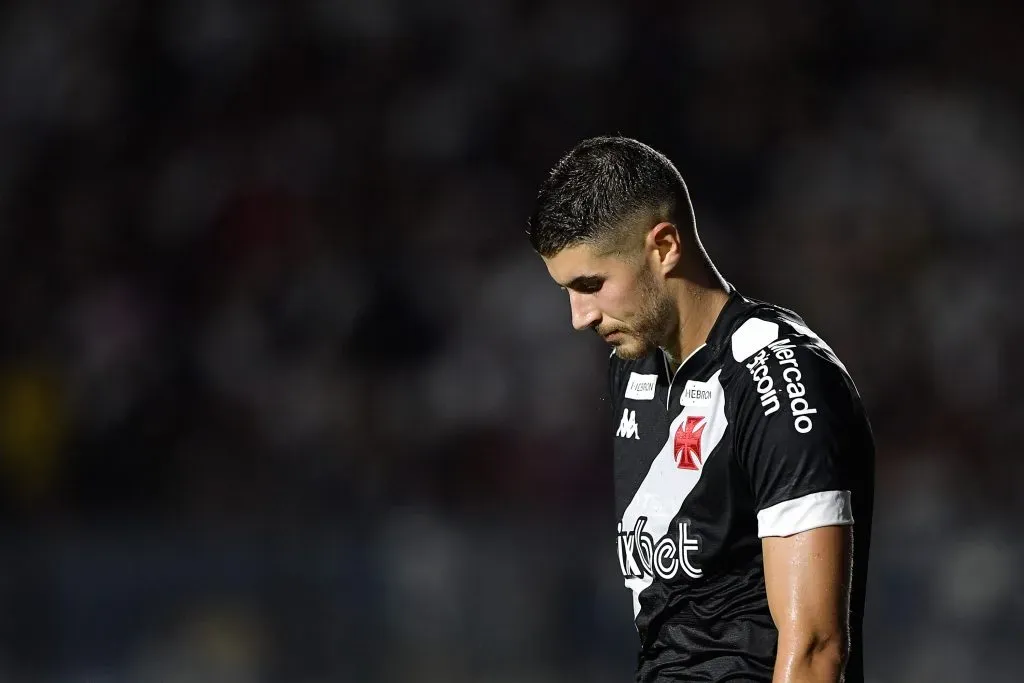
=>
[568,291,601,331]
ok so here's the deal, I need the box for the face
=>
[543,242,677,360]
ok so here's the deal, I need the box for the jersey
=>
[609,289,874,683]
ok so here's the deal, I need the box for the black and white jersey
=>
[609,289,874,683]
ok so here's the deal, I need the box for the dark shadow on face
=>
[605,265,675,360]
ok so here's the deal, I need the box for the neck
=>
[663,266,731,370]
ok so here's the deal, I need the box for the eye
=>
[575,279,604,294]
[561,275,606,294]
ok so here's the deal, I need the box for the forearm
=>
[772,634,846,683]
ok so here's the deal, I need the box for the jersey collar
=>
[656,285,745,378]
[702,284,748,354]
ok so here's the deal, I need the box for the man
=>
[527,136,874,682]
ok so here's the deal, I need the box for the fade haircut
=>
[527,136,694,258]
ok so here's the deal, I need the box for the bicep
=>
[762,525,852,647]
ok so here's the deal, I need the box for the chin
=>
[610,337,653,361]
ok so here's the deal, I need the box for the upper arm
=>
[731,325,865,538]
[763,526,852,656]
[729,319,866,675]
[733,319,868,679]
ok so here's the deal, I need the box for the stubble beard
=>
[609,270,675,361]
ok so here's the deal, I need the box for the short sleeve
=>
[732,333,864,538]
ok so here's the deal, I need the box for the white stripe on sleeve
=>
[757,490,853,538]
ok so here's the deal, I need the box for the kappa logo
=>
[616,408,640,439]
[673,415,706,470]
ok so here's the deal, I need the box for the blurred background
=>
[0,0,1021,681]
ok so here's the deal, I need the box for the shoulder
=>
[719,301,861,426]
[723,301,850,377]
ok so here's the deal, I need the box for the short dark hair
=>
[527,136,693,257]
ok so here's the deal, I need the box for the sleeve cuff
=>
[757,490,853,538]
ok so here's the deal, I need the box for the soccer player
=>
[527,137,874,683]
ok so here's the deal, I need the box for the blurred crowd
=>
[0,0,1021,681]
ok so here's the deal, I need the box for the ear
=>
[646,222,682,276]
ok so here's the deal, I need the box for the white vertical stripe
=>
[756,490,853,538]
[620,370,728,620]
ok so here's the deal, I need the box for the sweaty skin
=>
[763,525,852,683]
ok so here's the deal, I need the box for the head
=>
[527,136,696,360]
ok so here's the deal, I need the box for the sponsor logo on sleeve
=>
[745,337,817,433]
